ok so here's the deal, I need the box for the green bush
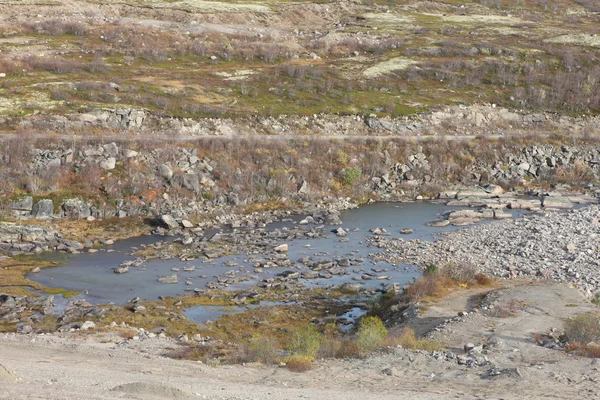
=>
[247,334,279,364]
[288,325,323,358]
[341,167,362,186]
[424,263,439,275]
[356,316,388,353]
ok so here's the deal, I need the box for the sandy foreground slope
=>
[1,282,599,400]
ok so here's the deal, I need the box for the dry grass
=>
[404,274,453,301]
[564,313,600,345]
[405,262,495,302]
[285,355,314,372]
[33,315,58,333]
[384,327,443,352]
[490,298,520,318]
[335,339,361,359]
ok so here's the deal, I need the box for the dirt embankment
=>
[0,281,598,400]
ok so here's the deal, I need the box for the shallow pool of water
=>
[184,301,285,324]
[29,201,524,306]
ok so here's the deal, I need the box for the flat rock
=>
[158,274,178,284]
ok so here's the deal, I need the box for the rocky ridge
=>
[12,104,600,137]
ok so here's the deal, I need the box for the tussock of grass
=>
[285,355,314,372]
[405,262,496,302]
[384,327,443,352]
[564,312,600,345]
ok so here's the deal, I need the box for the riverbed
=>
[29,202,526,307]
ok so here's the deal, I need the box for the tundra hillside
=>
[1,1,600,399]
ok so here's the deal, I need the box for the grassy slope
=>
[0,0,598,121]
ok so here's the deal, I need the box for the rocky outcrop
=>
[0,222,82,254]
[17,104,600,138]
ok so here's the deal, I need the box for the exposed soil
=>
[1,281,598,400]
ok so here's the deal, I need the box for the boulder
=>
[274,244,289,253]
[160,215,179,229]
[99,157,116,170]
[102,142,119,157]
[541,196,573,209]
[158,164,173,180]
[80,321,96,330]
[297,180,309,194]
[299,216,314,225]
[10,196,33,211]
[334,227,347,237]
[114,266,129,274]
[180,173,201,193]
[62,199,92,219]
[340,283,364,293]
[437,191,458,199]
[483,184,504,196]
[456,188,492,198]
[32,199,54,219]
[200,176,215,188]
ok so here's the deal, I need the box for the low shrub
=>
[385,326,417,348]
[335,339,361,358]
[34,315,58,333]
[585,343,600,358]
[246,334,280,364]
[440,261,479,283]
[318,323,342,358]
[285,355,314,372]
[404,274,451,300]
[474,273,493,286]
[288,325,322,358]
[341,167,362,186]
[384,327,443,351]
[564,313,600,345]
[489,298,520,318]
[356,316,387,353]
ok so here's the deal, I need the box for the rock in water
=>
[158,274,179,284]
[114,266,129,274]
[274,243,289,253]
[427,220,450,227]
[334,227,347,237]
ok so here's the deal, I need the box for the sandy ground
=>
[1,281,599,400]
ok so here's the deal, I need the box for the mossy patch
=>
[0,256,78,297]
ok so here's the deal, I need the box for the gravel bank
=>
[371,205,600,296]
